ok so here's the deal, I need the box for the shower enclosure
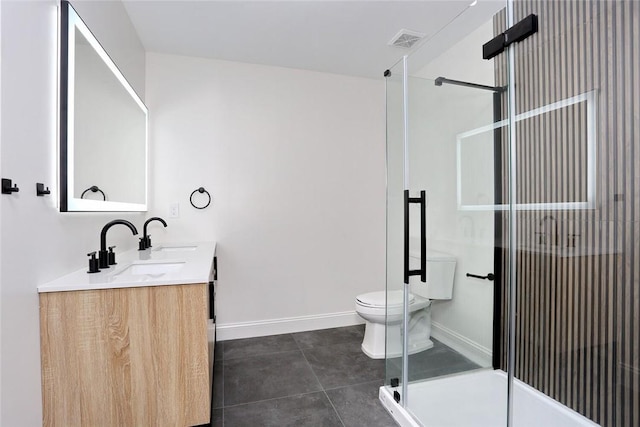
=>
[381,1,639,426]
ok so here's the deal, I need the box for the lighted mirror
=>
[457,91,596,211]
[60,1,148,212]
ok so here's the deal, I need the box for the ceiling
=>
[122,0,505,80]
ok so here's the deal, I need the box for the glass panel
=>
[510,1,640,426]
[403,74,507,425]
[384,57,406,391]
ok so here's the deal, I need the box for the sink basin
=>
[118,261,185,276]
[154,245,197,252]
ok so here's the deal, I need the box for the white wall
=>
[146,53,386,339]
[409,21,497,364]
[0,1,145,425]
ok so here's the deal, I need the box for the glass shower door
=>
[402,73,509,425]
[382,5,513,424]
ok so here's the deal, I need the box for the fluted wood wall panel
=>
[494,2,639,426]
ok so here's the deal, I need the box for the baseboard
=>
[431,321,492,367]
[216,311,364,341]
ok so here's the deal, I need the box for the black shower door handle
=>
[404,190,426,283]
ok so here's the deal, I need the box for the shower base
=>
[379,369,599,427]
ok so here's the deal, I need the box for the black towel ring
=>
[81,185,106,201]
[190,187,211,209]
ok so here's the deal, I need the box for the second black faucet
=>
[139,217,168,250]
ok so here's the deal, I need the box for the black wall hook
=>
[2,178,20,195]
[36,183,51,196]
[190,187,211,209]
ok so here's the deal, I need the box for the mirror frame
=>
[59,1,148,212]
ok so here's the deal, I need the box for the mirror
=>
[60,1,148,212]
[457,90,596,211]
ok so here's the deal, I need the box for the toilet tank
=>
[410,250,456,300]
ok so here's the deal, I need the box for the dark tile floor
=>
[387,339,481,382]
[209,325,479,427]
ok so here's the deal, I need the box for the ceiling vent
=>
[388,29,426,49]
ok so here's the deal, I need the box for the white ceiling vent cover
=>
[388,29,426,49]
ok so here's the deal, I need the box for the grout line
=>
[221,361,224,410]
[221,389,326,410]
[292,326,366,351]
[322,377,385,393]
[223,347,302,363]
[298,343,345,426]
[324,389,346,427]
[293,333,304,351]
[300,339,366,356]
[221,332,298,361]
[299,344,326,392]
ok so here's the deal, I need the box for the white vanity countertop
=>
[38,242,216,293]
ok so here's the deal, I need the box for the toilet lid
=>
[356,290,414,308]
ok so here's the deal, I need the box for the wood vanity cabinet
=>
[39,283,211,427]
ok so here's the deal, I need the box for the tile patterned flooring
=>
[210,324,479,427]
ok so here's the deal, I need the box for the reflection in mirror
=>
[80,185,106,201]
[457,91,596,211]
[60,1,148,212]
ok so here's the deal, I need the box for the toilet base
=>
[361,321,387,359]
[360,305,434,359]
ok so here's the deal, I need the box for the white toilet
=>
[355,251,456,359]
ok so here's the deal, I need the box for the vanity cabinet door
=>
[40,283,210,427]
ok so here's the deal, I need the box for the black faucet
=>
[99,219,138,268]
[139,217,167,250]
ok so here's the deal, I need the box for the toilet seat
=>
[356,290,414,308]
